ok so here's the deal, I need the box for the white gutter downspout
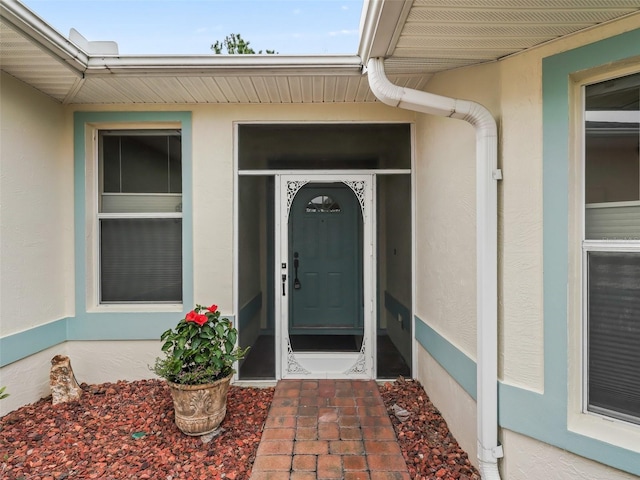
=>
[367,57,503,479]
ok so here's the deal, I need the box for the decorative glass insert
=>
[306,195,341,213]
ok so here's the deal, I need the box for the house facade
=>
[1,0,639,478]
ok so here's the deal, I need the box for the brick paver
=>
[250,379,410,479]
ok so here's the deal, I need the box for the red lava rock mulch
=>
[0,379,274,480]
[379,377,481,480]
[2,377,480,480]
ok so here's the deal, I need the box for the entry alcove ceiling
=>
[1,0,639,105]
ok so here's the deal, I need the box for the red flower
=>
[185,310,208,327]
[194,314,208,326]
[207,304,218,313]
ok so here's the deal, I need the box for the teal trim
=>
[511,28,640,475]
[239,292,262,330]
[0,314,236,366]
[72,111,194,339]
[384,291,411,332]
[0,318,68,367]
[66,314,236,340]
[414,316,477,399]
[415,315,640,475]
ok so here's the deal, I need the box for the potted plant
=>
[153,304,249,436]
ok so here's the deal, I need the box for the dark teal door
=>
[289,184,363,334]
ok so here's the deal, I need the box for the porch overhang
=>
[2,0,638,105]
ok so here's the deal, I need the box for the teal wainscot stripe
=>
[0,318,68,367]
[239,293,263,331]
[414,316,477,400]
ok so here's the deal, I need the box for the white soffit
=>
[0,21,82,102]
[384,0,640,74]
[2,0,640,104]
[70,73,429,105]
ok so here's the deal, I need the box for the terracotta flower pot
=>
[167,374,232,436]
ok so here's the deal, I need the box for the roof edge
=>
[358,0,412,63]
[85,54,364,77]
[0,0,88,74]
[2,0,365,78]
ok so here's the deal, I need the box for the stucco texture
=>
[0,73,74,337]
[501,430,639,480]
[413,61,499,363]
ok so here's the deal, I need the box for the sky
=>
[23,0,365,55]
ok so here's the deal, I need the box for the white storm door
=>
[275,174,374,379]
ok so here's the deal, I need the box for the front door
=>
[277,175,374,378]
[289,184,362,334]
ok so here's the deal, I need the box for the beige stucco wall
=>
[417,345,478,468]
[501,430,639,480]
[413,61,499,363]
[0,72,74,336]
[0,345,64,416]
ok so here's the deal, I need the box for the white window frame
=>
[567,66,640,452]
[85,122,184,313]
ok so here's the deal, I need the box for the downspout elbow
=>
[479,460,503,480]
[368,58,497,133]
[366,57,403,108]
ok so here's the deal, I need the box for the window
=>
[583,72,640,424]
[98,130,182,303]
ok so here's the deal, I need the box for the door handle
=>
[282,274,287,296]
[293,252,301,290]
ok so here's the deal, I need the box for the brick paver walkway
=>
[250,379,410,480]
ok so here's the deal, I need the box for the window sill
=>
[87,303,184,314]
[568,410,640,454]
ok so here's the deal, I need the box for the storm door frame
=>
[275,174,374,379]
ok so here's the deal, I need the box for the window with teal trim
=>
[98,130,183,303]
[584,71,640,425]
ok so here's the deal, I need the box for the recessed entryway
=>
[236,123,413,380]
